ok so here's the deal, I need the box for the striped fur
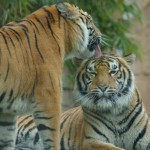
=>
[0,2,101,150]
[16,55,150,150]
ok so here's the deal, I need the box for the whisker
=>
[101,40,112,47]
[101,37,112,41]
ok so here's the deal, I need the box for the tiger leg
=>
[0,114,17,150]
[82,140,124,150]
[33,88,61,150]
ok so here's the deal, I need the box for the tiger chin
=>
[0,2,101,150]
[16,54,150,150]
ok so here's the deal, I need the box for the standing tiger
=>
[0,2,101,150]
[16,54,150,150]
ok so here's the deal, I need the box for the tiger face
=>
[56,2,102,59]
[74,55,136,114]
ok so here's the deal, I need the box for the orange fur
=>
[0,2,101,149]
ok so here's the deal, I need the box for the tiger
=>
[16,54,150,150]
[0,2,102,150]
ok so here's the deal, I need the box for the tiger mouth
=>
[93,93,118,104]
[88,38,102,58]
[88,38,100,52]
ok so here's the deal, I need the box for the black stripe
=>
[126,68,132,87]
[21,19,32,25]
[60,134,66,150]
[0,139,14,148]
[87,121,109,142]
[121,69,132,94]
[133,119,148,149]
[4,31,20,63]
[33,110,44,114]
[15,20,24,23]
[17,115,32,127]
[33,30,44,62]
[44,138,54,142]
[68,116,76,149]
[7,28,22,47]
[27,19,40,34]
[37,124,56,131]
[7,98,15,109]
[24,126,36,139]
[48,73,55,92]
[122,70,126,83]
[22,28,35,65]
[119,104,142,134]
[79,16,85,23]
[76,72,87,96]
[0,31,11,56]
[19,24,29,32]
[77,72,83,95]
[84,109,115,134]
[7,90,16,109]
[4,62,10,82]
[4,30,16,48]
[60,114,71,130]
[0,121,15,126]
[22,119,34,133]
[8,28,29,66]
[22,28,31,50]
[7,28,21,40]
[45,16,61,56]
[58,10,61,28]
[119,102,141,125]
[74,22,85,42]
[34,132,40,144]
[30,70,38,96]
[34,116,53,120]
[0,91,6,103]
[7,89,13,102]
[119,91,140,125]
[34,16,47,33]
[43,7,55,23]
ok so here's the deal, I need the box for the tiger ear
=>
[56,2,79,19]
[123,53,136,64]
[72,57,84,66]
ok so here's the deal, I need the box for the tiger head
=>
[56,2,102,59]
[73,54,136,115]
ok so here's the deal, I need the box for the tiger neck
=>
[64,19,89,59]
[83,88,143,120]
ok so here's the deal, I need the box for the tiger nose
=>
[98,83,108,92]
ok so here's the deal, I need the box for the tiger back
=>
[16,54,150,150]
[0,2,101,150]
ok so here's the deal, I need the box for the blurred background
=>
[0,0,150,115]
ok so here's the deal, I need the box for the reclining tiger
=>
[0,2,102,150]
[16,54,150,150]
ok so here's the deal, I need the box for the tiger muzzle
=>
[88,37,102,58]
